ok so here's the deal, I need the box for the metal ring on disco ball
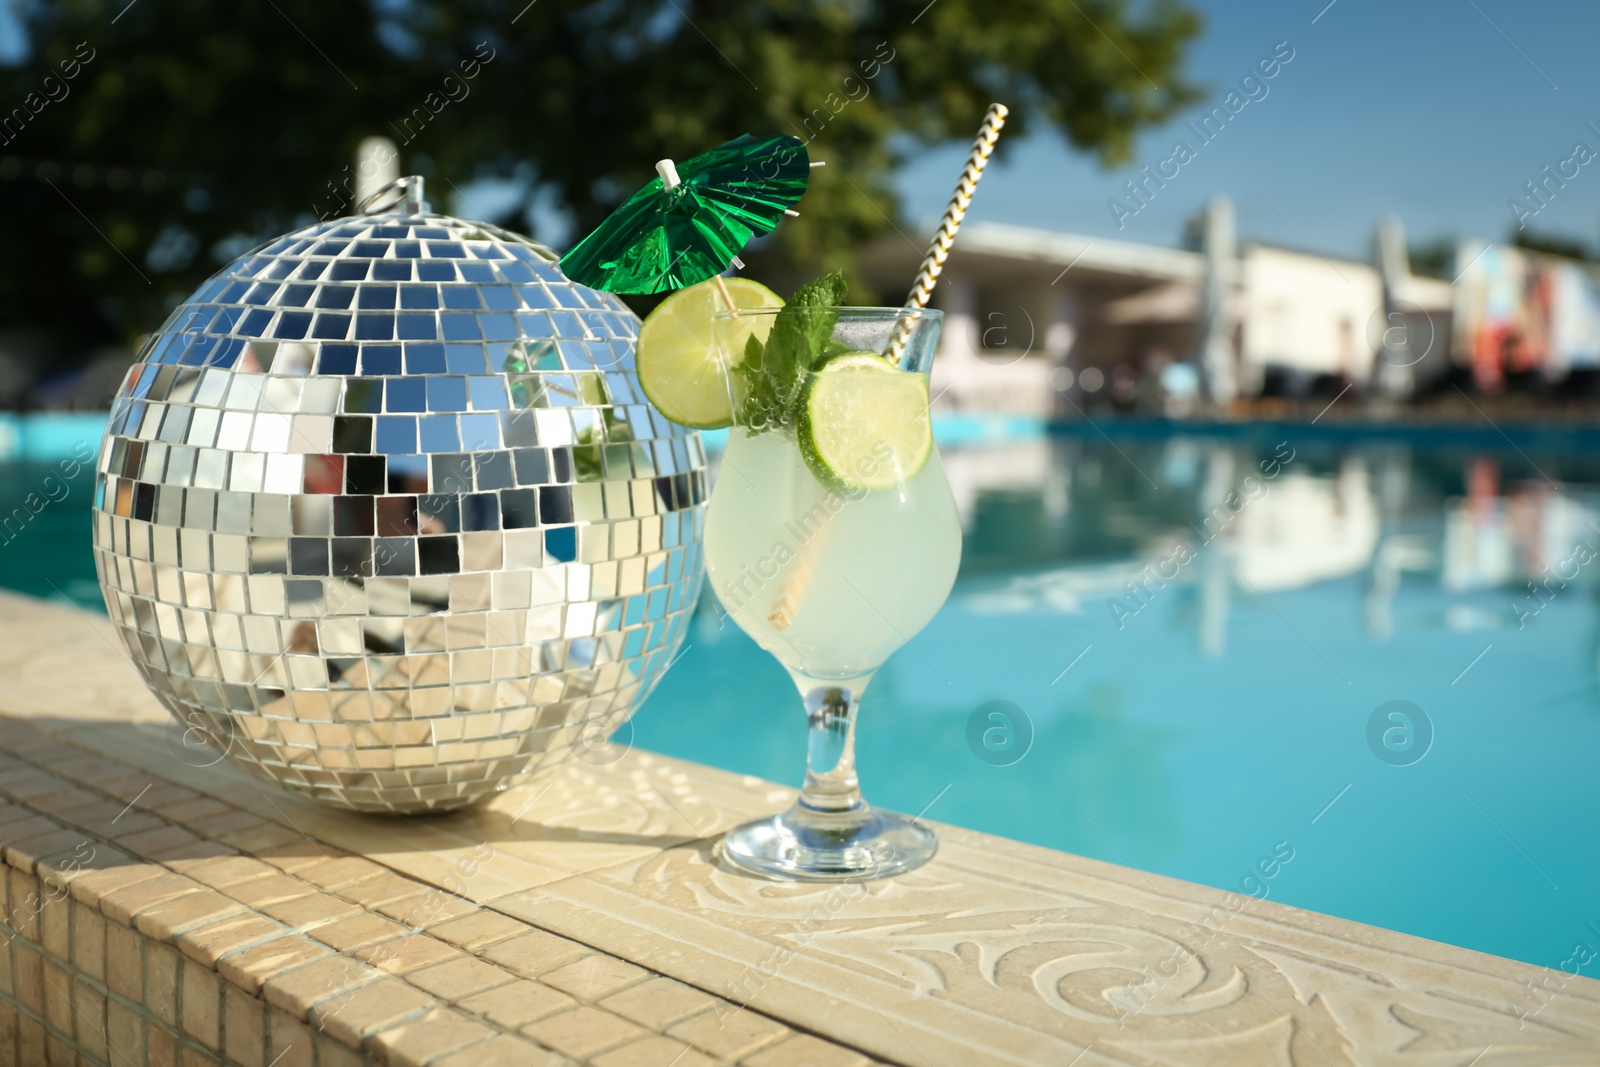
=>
[91,177,707,813]
[356,175,428,217]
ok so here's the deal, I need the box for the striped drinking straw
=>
[883,102,1009,367]
[765,105,1009,634]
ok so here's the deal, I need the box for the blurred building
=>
[858,200,1571,417]
[1452,240,1600,391]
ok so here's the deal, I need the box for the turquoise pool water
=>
[6,425,1598,974]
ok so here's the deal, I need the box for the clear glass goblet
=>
[704,307,961,880]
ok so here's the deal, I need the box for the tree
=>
[0,0,1201,355]
[1512,228,1595,263]
[1407,237,1458,280]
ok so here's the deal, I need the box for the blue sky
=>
[898,0,1600,259]
[5,0,1599,261]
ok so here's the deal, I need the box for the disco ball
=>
[91,177,706,813]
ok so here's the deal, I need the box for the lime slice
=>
[636,277,782,429]
[799,352,934,491]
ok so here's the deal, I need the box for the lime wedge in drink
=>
[635,277,782,428]
[800,352,933,491]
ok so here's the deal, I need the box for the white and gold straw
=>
[884,102,1009,367]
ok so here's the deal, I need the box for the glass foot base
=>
[721,803,937,882]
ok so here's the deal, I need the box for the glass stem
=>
[792,673,872,815]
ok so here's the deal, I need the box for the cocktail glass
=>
[705,307,961,880]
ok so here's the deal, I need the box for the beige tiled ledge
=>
[0,590,1596,1067]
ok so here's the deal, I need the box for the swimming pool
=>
[6,425,1598,973]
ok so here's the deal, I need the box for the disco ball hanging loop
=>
[92,176,707,813]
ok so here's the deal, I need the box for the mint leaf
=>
[731,332,782,428]
[735,270,847,432]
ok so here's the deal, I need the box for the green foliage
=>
[1512,229,1597,264]
[1407,238,1459,280]
[733,269,847,430]
[0,0,1201,350]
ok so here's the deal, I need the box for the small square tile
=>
[593,1035,717,1067]
[116,823,201,858]
[182,960,222,1046]
[105,921,143,1001]
[102,812,165,839]
[0,817,64,861]
[372,1009,497,1067]
[39,894,70,961]
[457,979,575,1030]
[71,978,108,1061]
[228,875,313,910]
[313,976,435,1047]
[405,956,516,1001]
[40,855,102,911]
[158,797,233,824]
[146,942,180,1026]
[340,872,424,910]
[601,977,717,1031]
[521,1006,644,1060]
[136,888,242,941]
[432,1035,567,1067]
[159,840,238,868]
[67,859,161,909]
[480,929,590,979]
[41,959,72,1037]
[218,936,332,995]
[668,1007,787,1061]
[216,822,301,855]
[355,934,461,976]
[377,890,479,928]
[15,1015,43,1067]
[313,1033,366,1067]
[263,954,381,1019]
[291,854,380,889]
[181,855,277,891]
[5,826,77,871]
[107,998,145,1067]
[540,954,648,1001]
[742,1033,871,1067]
[147,1020,180,1066]
[52,797,126,828]
[177,913,287,968]
[71,902,106,980]
[100,871,201,925]
[225,982,268,1067]
[257,891,362,931]
[425,911,528,952]
[138,784,201,812]
[304,912,408,953]
[190,808,267,839]
[7,871,39,942]
[255,841,334,876]
[13,945,43,1014]
[267,1005,313,1067]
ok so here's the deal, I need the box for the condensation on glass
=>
[91,182,707,812]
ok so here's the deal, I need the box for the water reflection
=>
[948,434,1600,658]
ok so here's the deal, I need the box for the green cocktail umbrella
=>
[560,134,815,295]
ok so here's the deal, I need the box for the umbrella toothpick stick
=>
[657,156,743,314]
[883,102,1009,367]
[712,275,739,314]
